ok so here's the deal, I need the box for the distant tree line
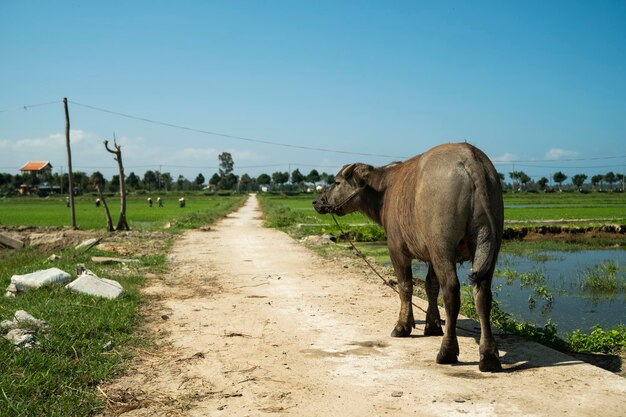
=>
[3,153,622,196]
[0,152,337,195]
[502,170,625,192]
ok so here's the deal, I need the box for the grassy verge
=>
[0,246,154,416]
[0,194,246,416]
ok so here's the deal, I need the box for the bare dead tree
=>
[97,185,114,232]
[91,173,114,232]
[104,137,130,230]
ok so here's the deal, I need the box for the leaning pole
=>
[63,97,77,229]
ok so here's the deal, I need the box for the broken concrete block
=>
[75,238,100,251]
[4,283,17,298]
[65,274,124,299]
[4,328,36,349]
[91,256,139,265]
[1,311,47,349]
[14,310,48,330]
[9,267,72,292]
[30,232,65,247]
[0,319,17,333]
[0,233,25,249]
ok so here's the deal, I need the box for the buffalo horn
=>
[339,163,357,178]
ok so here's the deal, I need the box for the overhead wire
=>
[68,100,407,159]
[2,98,625,173]
[65,100,626,166]
[0,100,62,112]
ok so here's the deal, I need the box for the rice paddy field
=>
[260,191,626,226]
[0,193,246,230]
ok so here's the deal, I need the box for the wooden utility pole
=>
[104,136,130,230]
[63,98,77,229]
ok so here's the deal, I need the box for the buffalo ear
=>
[353,164,373,187]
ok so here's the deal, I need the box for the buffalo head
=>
[312,163,372,216]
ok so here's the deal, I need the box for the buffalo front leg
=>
[433,260,460,364]
[424,264,444,336]
[473,273,502,372]
[390,254,414,337]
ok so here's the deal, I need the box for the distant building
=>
[19,161,53,175]
[18,161,54,195]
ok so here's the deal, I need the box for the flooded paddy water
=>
[361,242,625,335]
[467,250,623,335]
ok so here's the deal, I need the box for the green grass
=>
[257,191,626,225]
[0,193,246,231]
[0,246,148,416]
[0,193,246,416]
[503,192,625,223]
[258,194,383,241]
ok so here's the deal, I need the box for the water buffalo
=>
[313,143,504,372]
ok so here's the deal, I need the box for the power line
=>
[68,100,407,159]
[492,154,626,164]
[495,162,626,170]
[0,100,62,113]
[3,98,625,166]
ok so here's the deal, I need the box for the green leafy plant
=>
[567,325,626,354]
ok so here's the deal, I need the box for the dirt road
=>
[102,195,625,416]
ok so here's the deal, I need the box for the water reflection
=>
[400,249,625,335]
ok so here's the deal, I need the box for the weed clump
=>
[578,261,624,295]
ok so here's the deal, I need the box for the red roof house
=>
[18,161,54,195]
[19,161,53,173]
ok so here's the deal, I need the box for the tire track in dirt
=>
[101,194,625,416]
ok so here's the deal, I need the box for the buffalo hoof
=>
[424,323,444,336]
[436,350,458,365]
[479,353,502,372]
[390,324,412,337]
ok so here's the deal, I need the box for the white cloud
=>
[229,149,257,161]
[12,130,94,150]
[0,130,146,174]
[493,152,518,163]
[175,147,219,160]
[13,134,63,150]
[1,132,259,178]
[545,148,580,160]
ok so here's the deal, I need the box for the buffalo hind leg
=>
[424,265,444,336]
[473,272,502,372]
[390,254,414,337]
[433,260,460,364]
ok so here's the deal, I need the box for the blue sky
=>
[1,1,625,183]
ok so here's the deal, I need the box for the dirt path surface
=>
[102,195,625,416]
